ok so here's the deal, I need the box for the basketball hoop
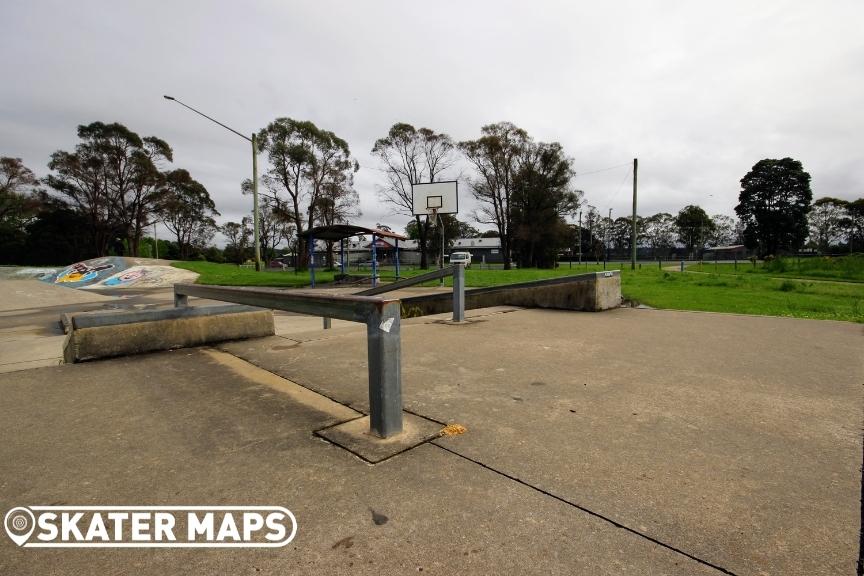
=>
[411,182,458,217]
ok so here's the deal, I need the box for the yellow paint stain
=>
[439,423,467,436]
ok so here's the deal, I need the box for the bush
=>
[778,280,797,292]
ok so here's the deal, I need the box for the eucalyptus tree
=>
[157,169,219,259]
[372,123,456,268]
[256,118,357,267]
[46,122,173,256]
[807,197,850,253]
[0,157,41,262]
[644,212,676,258]
[459,122,531,269]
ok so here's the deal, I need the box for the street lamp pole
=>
[162,95,262,271]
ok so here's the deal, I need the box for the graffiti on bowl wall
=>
[102,267,146,287]
[54,258,120,285]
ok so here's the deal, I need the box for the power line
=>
[574,162,632,177]
[603,165,633,215]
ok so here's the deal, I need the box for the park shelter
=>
[298,225,408,287]
[703,244,748,261]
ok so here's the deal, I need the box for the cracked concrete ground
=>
[0,279,861,575]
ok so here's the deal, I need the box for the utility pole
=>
[606,208,612,263]
[153,222,158,259]
[251,133,262,270]
[631,158,638,270]
[163,95,262,271]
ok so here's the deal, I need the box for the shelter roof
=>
[298,224,407,242]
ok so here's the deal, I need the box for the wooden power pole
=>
[631,158,638,270]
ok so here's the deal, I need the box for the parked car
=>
[449,251,472,267]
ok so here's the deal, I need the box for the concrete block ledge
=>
[62,305,275,363]
[401,270,622,317]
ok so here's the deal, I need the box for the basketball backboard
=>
[411,181,458,216]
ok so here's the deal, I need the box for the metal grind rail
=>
[356,263,465,322]
[173,284,403,438]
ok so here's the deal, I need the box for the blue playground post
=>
[340,238,346,275]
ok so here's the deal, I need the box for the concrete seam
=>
[432,442,740,576]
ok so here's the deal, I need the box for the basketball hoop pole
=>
[434,209,445,285]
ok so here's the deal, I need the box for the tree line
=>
[2,119,862,268]
[0,123,220,264]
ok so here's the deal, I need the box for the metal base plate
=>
[316,412,444,463]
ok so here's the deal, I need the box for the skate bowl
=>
[7,256,198,289]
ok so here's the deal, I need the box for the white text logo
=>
[4,506,297,548]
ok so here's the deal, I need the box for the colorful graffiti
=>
[54,258,119,285]
[102,267,145,287]
[42,257,198,289]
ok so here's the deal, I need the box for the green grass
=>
[689,254,864,282]
[173,260,864,323]
[623,270,863,323]
[172,261,340,287]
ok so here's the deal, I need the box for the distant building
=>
[336,237,504,266]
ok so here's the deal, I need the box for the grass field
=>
[688,254,864,282]
[174,259,864,323]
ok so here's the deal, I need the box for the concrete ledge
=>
[60,304,261,334]
[401,271,621,317]
[63,306,275,363]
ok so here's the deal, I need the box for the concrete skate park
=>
[0,259,861,576]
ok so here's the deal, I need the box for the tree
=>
[460,122,532,269]
[509,141,581,268]
[709,214,741,247]
[675,205,714,259]
[644,212,676,259]
[407,214,479,263]
[125,136,173,256]
[258,199,294,264]
[316,165,361,268]
[21,196,92,265]
[735,158,812,257]
[581,206,605,262]
[45,122,173,257]
[847,199,864,252]
[608,215,645,259]
[256,118,356,268]
[0,158,41,262]
[807,197,850,253]
[371,123,456,269]
[221,220,250,264]
[1,157,39,198]
[157,169,219,259]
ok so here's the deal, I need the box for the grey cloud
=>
[2,0,862,241]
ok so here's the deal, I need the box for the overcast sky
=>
[3,0,863,239]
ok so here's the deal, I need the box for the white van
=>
[449,251,472,267]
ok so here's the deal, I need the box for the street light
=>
[162,95,262,271]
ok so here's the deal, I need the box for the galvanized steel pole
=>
[366,301,402,437]
[452,262,465,322]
